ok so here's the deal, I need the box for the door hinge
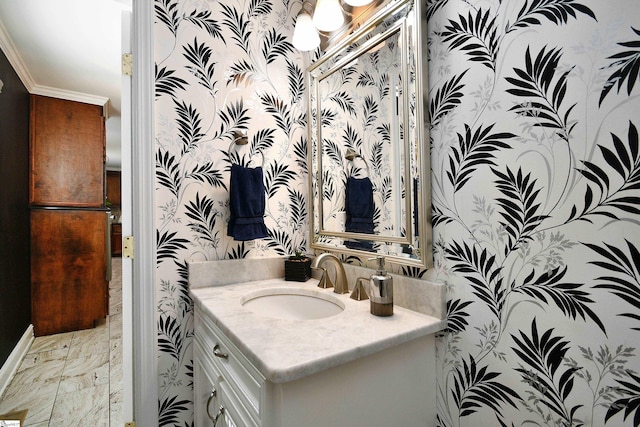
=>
[122,53,133,76]
[125,422,136,427]
[123,235,134,259]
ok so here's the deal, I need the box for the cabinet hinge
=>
[123,235,134,259]
[122,53,133,76]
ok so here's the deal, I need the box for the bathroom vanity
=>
[189,0,437,420]
[190,258,445,427]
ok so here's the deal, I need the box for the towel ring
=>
[345,148,369,177]
[232,130,248,145]
[228,132,264,168]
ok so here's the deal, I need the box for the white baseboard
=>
[0,325,34,397]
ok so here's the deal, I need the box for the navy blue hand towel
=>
[345,176,374,250]
[227,164,269,241]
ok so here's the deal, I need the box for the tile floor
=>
[0,258,123,427]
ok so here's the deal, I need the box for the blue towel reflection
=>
[345,176,374,250]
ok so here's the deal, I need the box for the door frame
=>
[130,1,158,424]
[119,7,134,423]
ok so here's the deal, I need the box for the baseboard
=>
[0,325,34,397]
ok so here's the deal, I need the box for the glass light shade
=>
[292,12,320,51]
[343,0,373,6]
[312,0,345,32]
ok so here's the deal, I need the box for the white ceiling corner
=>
[0,0,127,168]
[0,16,36,91]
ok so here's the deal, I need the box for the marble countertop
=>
[190,278,445,383]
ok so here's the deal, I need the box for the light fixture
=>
[343,0,373,7]
[312,0,345,32]
[292,8,320,51]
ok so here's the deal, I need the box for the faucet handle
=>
[351,277,369,301]
[312,267,334,289]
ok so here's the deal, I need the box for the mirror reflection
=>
[308,0,432,268]
[318,27,405,243]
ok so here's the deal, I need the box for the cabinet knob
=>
[213,344,229,359]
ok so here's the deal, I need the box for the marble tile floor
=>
[0,258,123,427]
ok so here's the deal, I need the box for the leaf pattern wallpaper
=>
[429,0,640,426]
[154,0,308,423]
[153,0,640,425]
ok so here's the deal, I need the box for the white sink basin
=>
[241,288,345,320]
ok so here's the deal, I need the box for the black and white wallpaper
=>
[429,0,640,426]
[154,0,308,423]
[153,0,640,425]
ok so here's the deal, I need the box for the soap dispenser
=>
[369,256,393,316]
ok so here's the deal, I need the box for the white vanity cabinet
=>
[194,345,251,427]
[194,307,263,427]
[194,353,237,427]
[193,303,437,427]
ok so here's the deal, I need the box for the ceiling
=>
[0,0,132,169]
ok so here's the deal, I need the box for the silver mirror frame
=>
[307,0,432,269]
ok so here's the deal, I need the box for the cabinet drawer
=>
[195,307,265,423]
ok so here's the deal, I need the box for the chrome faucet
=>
[311,253,349,294]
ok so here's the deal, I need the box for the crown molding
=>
[0,16,36,91]
[31,85,110,110]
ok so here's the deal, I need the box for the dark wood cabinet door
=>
[31,209,108,336]
[30,95,105,207]
[106,170,121,207]
[111,222,122,257]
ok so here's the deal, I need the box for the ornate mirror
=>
[308,0,432,268]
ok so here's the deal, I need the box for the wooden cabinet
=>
[111,222,122,257]
[106,170,121,207]
[31,209,108,336]
[107,170,122,257]
[30,95,105,207]
[29,95,108,336]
